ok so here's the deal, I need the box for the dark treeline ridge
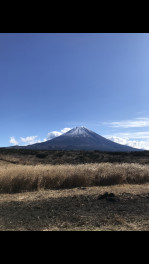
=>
[0,148,149,165]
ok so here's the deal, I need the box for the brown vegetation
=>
[0,162,149,194]
[0,150,149,231]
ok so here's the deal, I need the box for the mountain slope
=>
[25,127,141,152]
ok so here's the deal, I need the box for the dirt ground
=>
[0,184,149,231]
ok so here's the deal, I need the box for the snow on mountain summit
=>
[63,127,93,137]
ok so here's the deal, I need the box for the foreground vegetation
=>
[0,150,149,230]
[0,162,149,193]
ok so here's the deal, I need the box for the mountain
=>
[24,127,141,152]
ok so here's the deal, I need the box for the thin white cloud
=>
[106,135,149,150]
[46,131,62,140]
[45,127,72,141]
[9,137,19,145]
[9,128,72,146]
[111,132,149,139]
[20,136,41,145]
[104,118,149,128]
[61,128,72,134]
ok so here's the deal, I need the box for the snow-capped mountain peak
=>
[63,127,93,137]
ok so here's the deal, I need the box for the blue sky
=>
[1,33,149,149]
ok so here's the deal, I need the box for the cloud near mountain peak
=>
[9,128,72,146]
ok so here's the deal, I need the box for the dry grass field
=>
[0,153,149,231]
[0,162,149,193]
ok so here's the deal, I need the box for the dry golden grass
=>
[0,162,149,193]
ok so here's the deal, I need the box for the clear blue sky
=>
[1,33,149,149]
